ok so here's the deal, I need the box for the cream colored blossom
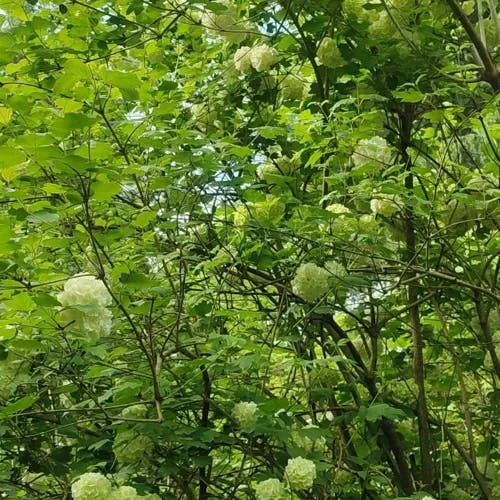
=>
[233,205,249,227]
[233,401,258,432]
[491,485,500,499]
[326,203,350,214]
[71,473,113,500]
[256,163,280,179]
[324,261,346,279]
[292,263,330,303]
[201,8,251,44]
[249,44,279,72]
[58,274,111,308]
[281,74,308,100]
[190,103,218,132]
[351,136,391,168]
[316,37,344,68]
[234,46,252,72]
[58,274,113,340]
[276,154,300,174]
[370,197,400,217]
[113,433,154,466]
[110,486,141,500]
[254,478,287,500]
[252,196,285,225]
[292,424,326,452]
[120,404,149,419]
[285,457,317,490]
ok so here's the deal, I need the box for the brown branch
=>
[446,0,500,91]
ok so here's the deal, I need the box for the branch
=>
[446,0,500,91]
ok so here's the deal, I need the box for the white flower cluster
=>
[120,404,149,419]
[316,37,345,68]
[254,478,287,500]
[111,486,142,500]
[232,401,258,432]
[421,496,436,500]
[292,263,330,303]
[201,7,252,44]
[72,473,158,500]
[280,74,308,100]
[253,457,317,497]
[276,154,300,174]
[57,274,112,341]
[293,424,326,452]
[326,203,350,214]
[351,136,392,168]
[234,44,278,72]
[256,162,280,180]
[491,485,500,499]
[190,103,218,132]
[71,473,113,500]
[285,456,317,490]
[113,432,155,465]
[370,196,400,217]
[233,204,249,227]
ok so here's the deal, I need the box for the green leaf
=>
[358,404,405,422]
[0,396,37,418]
[254,126,286,139]
[0,106,13,124]
[92,181,122,201]
[0,147,26,168]
[51,113,96,137]
[102,70,141,100]
[392,89,425,103]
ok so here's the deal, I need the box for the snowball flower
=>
[256,163,280,179]
[351,136,391,168]
[370,197,399,217]
[285,457,317,491]
[110,486,141,500]
[292,263,330,303]
[326,203,350,214]
[491,486,500,499]
[201,7,252,44]
[276,154,300,174]
[71,473,113,500]
[57,274,113,340]
[324,261,346,279]
[252,195,285,225]
[58,274,111,308]
[234,46,252,72]
[233,205,249,227]
[281,74,308,100]
[255,478,287,500]
[190,103,218,131]
[120,404,149,419]
[249,44,279,72]
[316,37,344,68]
[233,401,258,432]
[421,496,436,500]
[293,424,327,452]
[113,433,154,465]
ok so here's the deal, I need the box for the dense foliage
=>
[0,0,499,498]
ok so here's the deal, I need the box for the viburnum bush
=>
[0,0,499,499]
